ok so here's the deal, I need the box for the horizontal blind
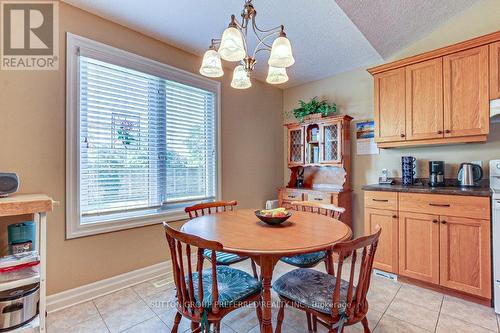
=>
[80,56,166,217]
[79,55,217,220]
[164,81,216,203]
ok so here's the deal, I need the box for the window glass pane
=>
[79,56,216,221]
[165,81,216,202]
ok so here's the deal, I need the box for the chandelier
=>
[199,0,295,89]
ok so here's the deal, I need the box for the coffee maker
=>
[429,161,445,187]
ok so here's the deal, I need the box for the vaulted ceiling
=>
[63,0,479,88]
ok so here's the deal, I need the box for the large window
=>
[66,34,220,238]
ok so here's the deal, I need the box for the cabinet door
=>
[491,41,500,100]
[287,126,304,166]
[365,208,398,274]
[320,122,341,164]
[443,46,489,137]
[405,58,444,140]
[439,215,491,298]
[374,68,406,143]
[398,212,440,284]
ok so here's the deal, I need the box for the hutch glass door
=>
[288,127,304,166]
[320,122,341,163]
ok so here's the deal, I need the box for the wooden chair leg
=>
[307,313,313,332]
[312,315,318,332]
[251,259,258,278]
[255,300,262,325]
[191,321,200,332]
[172,312,182,333]
[214,322,221,333]
[361,317,371,333]
[275,300,286,333]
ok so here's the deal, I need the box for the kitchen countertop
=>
[362,182,491,197]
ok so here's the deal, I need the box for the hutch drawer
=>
[364,191,398,210]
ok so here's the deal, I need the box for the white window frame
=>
[66,33,221,239]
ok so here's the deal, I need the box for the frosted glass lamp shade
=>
[231,65,251,89]
[218,27,246,62]
[199,49,224,77]
[268,36,295,68]
[266,66,289,84]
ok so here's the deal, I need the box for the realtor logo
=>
[1,1,59,70]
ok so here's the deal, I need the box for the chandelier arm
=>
[252,17,283,34]
[251,21,273,49]
[252,31,280,59]
[253,47,272,57]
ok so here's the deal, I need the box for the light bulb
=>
[200,49,224,77]
[268,36,295,68]
[231,65,251,89]
[266,66,289,84]
[218,27,246,62]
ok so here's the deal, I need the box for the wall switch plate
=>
[471,160,483,167]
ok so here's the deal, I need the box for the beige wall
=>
[0,3,283,294]
[283,0,500,237]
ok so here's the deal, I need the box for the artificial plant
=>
[292,96,337,122]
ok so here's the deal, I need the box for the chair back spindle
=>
[330,227,381,321]
[290,201,345,221]
[185,201,238,220]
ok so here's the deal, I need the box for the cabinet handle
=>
[314,198,323,201]
[392,215,398,219]
[441,220,447,224]
[429,203,450,207]
[288,195,296,199]
[400,133,405,138]
[437,130,443,134]
[445,129,451,134]
[372,199,389,202]
[432,219,439,224]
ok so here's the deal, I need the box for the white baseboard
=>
[47,261,172,313]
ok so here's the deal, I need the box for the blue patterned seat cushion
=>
[273,268,354,314]
[188,266,261,308]
[203,249,248,265]
[280,251,326,267]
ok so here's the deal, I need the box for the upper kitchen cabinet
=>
[287,125,304,166]
[443,46,489,138]
[368,31,500,148]
[405,58,444,141]
[374,68,406,142]
[491,41,500,100]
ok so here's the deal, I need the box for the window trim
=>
[66,33,221,239]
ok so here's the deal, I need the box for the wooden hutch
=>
[279,114,353,228]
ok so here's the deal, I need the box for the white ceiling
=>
[63,0,479,88]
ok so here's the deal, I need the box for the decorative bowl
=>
[254,210,292,226]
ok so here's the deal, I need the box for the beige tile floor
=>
[47,260,500,333]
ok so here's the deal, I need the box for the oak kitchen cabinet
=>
[364,190,491,301]
[368,31,500,148]
[491,41,500,100]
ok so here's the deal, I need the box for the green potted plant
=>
[292,97,337,122]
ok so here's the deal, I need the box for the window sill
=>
[66,208,187,239]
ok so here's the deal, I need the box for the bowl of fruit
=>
[255,208,292,226]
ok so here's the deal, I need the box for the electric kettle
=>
[457,163,483,187]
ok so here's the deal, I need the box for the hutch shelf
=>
[0,194,53,332]
[279,114,353,228]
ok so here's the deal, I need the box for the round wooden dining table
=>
[181,208,352,333]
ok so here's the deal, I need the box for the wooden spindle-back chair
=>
[184,201,258,278]
[281,201,347,273]
[274,227,382,333]
[163,223,262,333]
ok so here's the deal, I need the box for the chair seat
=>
[273,268,354,314]
[189,266,261,308]
[203,249,248,265]
[280,251,326,267]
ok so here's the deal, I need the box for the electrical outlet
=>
[471,160,483,167]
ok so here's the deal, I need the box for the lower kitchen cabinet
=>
[364,208,398,274]
[439,215,491,298]
[364,190,491,300]
[398,212,440,284]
